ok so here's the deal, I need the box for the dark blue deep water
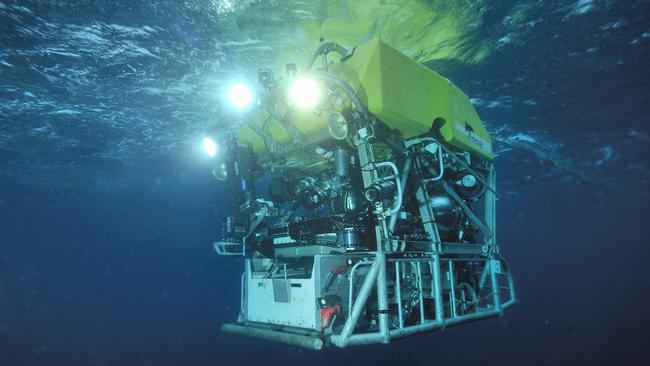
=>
[1,1,649,365]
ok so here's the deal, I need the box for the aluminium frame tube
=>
[331,258,380,348]
[432,254,445,326]
[389,309,501,339]
[376,252,390,343]
[388,154,413,233]
[221,323,324,350]
[306,41,351,70]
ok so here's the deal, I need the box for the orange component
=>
[320,304,341,329]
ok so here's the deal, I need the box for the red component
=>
[320,304,341,329]
[331,266,348,275]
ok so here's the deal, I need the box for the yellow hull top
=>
[240,38,493,160]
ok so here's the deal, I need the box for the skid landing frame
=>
[222,247,515,350]
[219,112,515,349]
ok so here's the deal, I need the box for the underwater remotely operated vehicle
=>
[207,38,515,349]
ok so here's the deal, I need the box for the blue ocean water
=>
[1,1,649,365]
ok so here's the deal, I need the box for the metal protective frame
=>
[219,71,515,349]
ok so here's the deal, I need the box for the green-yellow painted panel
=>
[335,38,492,159]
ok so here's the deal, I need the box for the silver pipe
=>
[442,180,492,239]
[347,261,373,319]
[432,254,445,325]
[489,259,502,311]
[332,259,380,348]
[389,309,500,339]
[485,165,496,244]
[406,137,497,196]
[432,144,444,181]
[428,262,435,298]
[395,262,404,328]
[339,333,385,346]
[306,41,351,71]
[502,288,516,309]
[502,261,517,308]
[478,262,489,291]
[507,266,516,305]
[374,161,403,215]
[448,260,457,319]
[420,144,444,182]
[388,154,413,233]
[376,252,390,343]
[388,319,443,338]
[404,137,436,148]
[445,309,501,326]
[222,323,324,350]
[416,262,425,324]
[440,143,498,197]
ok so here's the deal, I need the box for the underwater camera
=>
[208,39,515,349]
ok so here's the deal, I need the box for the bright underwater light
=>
[203,137,218,157]
[228,83,253,109]
[289,77,320,108]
